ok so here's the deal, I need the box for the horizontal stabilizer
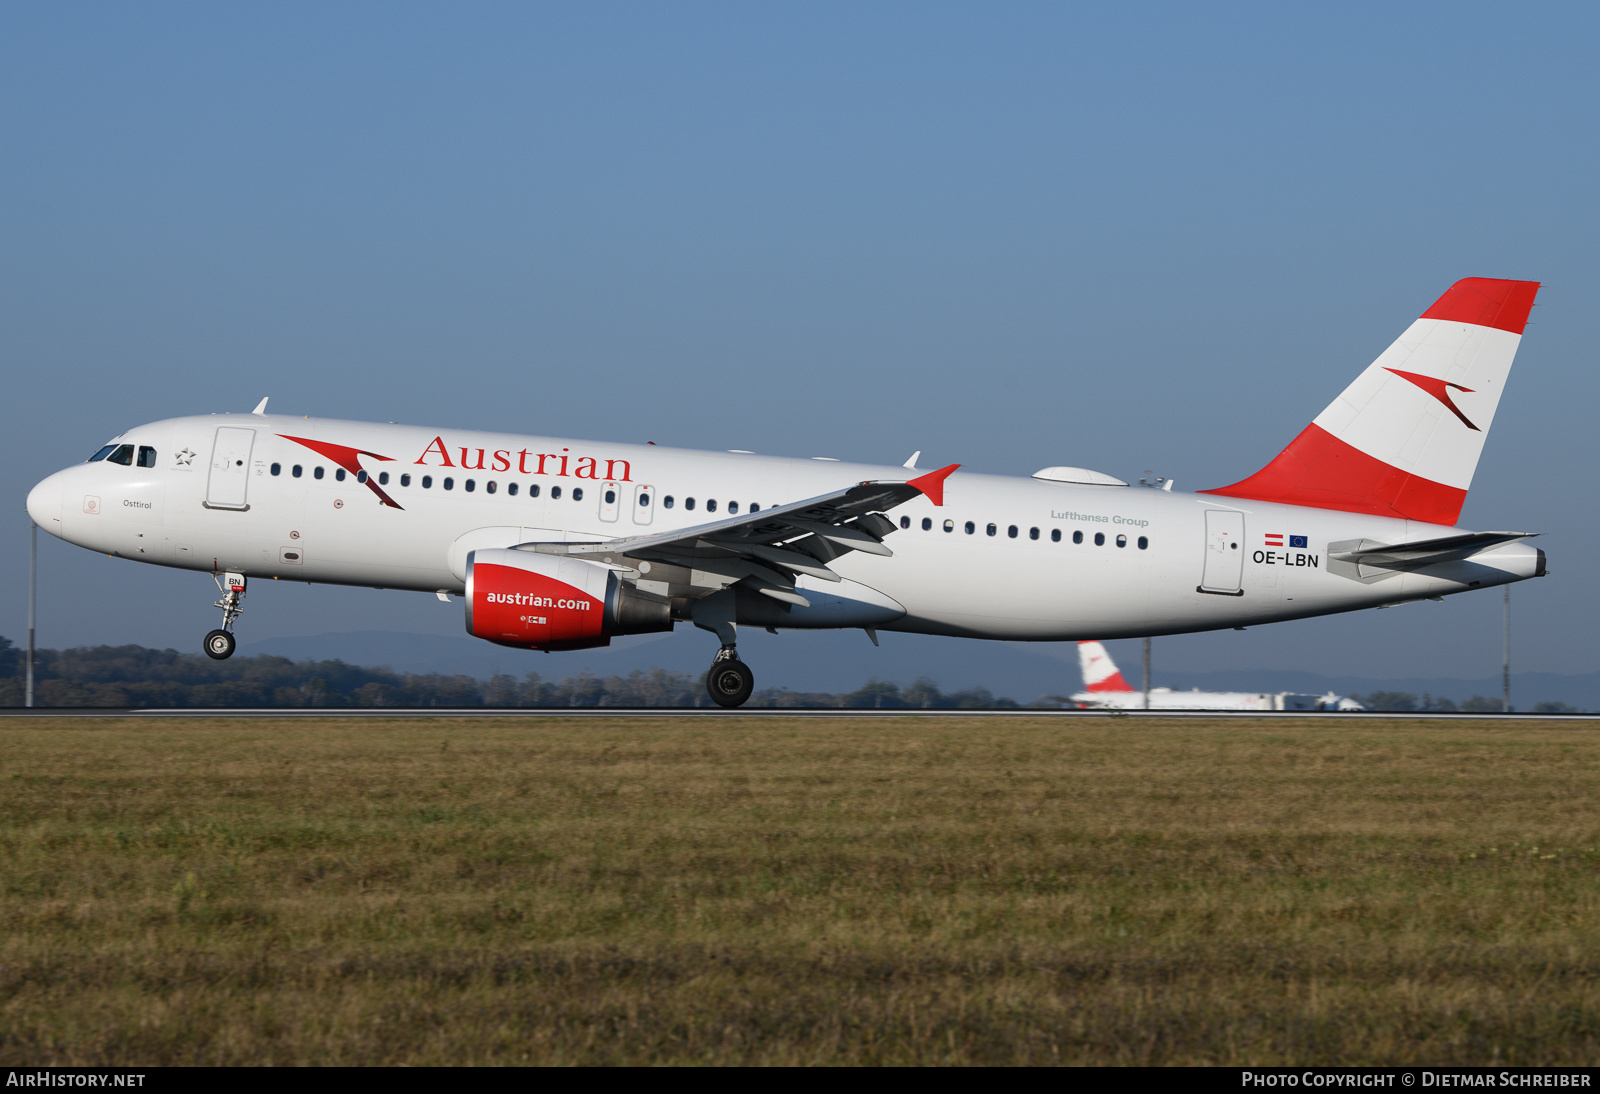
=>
[1327,531,1538,583]
[1332,531,1537,567]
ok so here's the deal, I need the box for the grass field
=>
[2,715,1599,1065]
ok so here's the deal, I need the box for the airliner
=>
[1070,640,1365,711]
[26,277,1545,707]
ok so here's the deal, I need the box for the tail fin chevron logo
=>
[1384,369,1480,431]
[1201,277,1539,526]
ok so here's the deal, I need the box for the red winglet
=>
[1420,277,1540,335]
[906,463,960,506]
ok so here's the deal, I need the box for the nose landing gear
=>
[706,647,754,708]
[204,572,246,661]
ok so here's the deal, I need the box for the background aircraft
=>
[1070,640,1364,711]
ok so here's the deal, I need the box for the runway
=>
[0,707,1594,720]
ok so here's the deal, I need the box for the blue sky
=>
[3,2,1596,679]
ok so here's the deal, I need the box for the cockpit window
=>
[137,447,157,468]
[106,445,134,466]
[88,445,117,463]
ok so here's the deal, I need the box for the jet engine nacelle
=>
[465,547,671,651]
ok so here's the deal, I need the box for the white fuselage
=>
[27,413,1544,643]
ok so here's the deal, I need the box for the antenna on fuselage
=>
[251,397,269,415]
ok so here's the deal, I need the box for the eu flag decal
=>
[1289,535,1308,549]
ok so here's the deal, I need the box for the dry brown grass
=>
[2,715,1599,1065]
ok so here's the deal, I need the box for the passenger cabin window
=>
[107,445,134,466]
[1094,532,1105,546]
[605,489,616,504]
[1029,527,1039,540]
[507,482,518,496]
[900,516,911,530]
[685,498,695,510]
[400,473,410,487]
[706,499,717,512]
[137,447,157,468]
[965,521,975,535]
[1116,534,1127,547]
[335,469,346,481]
[464,479,475,492]
[314,467,325,480]
[356,470,368,483]
[1138,536,1149,550]
[444,477,454,490]
[986,523,996,537]
[378,472,389,485]
[943,519,954,532]
[550,485,561,499]
[88,445,118,462]
[639,492,650,507]
[421,476,432,488]
[1073,530,1083,544]
[486,481,496,494]
[663,495,674,508]
[270,463,281,476]
[922,518,932,531]
[728,501,738,514]
[572,488,583,502]
[1051,529,1061,542]
[750,503,759,512]
[1008,525,1018,539]
[528,483,539,497]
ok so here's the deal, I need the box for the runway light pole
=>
[26,520,36,709]
[1502,585,1511,714]
[1142,636,1151,711]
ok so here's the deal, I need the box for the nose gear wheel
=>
[204,629,237,660]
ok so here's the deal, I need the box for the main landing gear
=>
[203,572,246,661]
[706,647,754,708]
[692,590,754,707]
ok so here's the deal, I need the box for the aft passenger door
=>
[1199,510,1245,595]
[205,427,256,511]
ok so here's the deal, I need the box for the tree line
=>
[1352,690,1579,714]
[0,638,1580,712]
[0,637,1025,709]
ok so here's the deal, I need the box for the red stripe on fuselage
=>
[1200,423,1466,525]
[279,435,404,510]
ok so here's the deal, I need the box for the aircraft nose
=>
[26,472,64,532]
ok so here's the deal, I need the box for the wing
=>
[511,464,959,607]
